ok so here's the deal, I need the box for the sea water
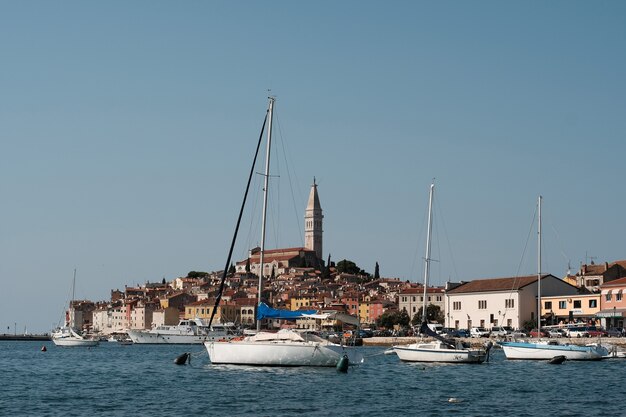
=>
[1,341,624,417]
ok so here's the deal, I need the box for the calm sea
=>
[1,341,624,417]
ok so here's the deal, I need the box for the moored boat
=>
[127,319,234,344]
[51,327,99,347]
[499,197,609,361]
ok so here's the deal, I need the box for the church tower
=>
[304,178,323,259]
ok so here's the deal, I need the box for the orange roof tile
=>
[446,274,557,294]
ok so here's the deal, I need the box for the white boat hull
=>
[52,338,99,347]
[393,343,486,363]
[127,330,228,344]
[205,340,364,367]
[500,341,608,360]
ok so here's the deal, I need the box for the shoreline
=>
[0,334,51,341]
[362,336,626,347]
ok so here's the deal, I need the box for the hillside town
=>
[62,182,626,337]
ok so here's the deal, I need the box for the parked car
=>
[450,329,470,338]
[470,327,490,338]
[357,329,373,338]
[529,328,548,338]
[607,327,625,337]
[547,329,565,338]
[510,329,528,338]
[490,326,509,337]
[565,326,589,338]
[584,326,608,337]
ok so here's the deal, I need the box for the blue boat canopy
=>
[256,302,317,320]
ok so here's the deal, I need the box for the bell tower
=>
[304,178,323,259]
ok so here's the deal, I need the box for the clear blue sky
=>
[2,1,625,333]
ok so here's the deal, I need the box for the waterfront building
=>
[445,274,578,330]
[151,307,180,328]
[540,293,601,325]
[398,286,445,322]
[597,276,626,328]
[570,260,626,292]
[129,302,157,330]
[183,299,238,324]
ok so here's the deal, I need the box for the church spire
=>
[305,178,323,259]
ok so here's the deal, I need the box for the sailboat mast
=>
[537,195,542,335]
[421,182,434,324]
[257,96,275,331]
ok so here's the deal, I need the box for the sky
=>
[2,1,625,333]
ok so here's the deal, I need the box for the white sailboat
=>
[392,182,488,364]
[51,269,99,347]
[205,97,363,367]
[499,196,608,360]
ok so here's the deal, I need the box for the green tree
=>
[374,262,380,279]
[376,310,399,328]
[411,304,444,326]
[228,263,235,275]
[336,259,358,274]
[187,271,209,279]
[398,309,410,327]
[245,258,251,273]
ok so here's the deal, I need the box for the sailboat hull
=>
[393,343,486,363]
[500,341,608,360]
[52,338,99,347]
[205,340,363,367]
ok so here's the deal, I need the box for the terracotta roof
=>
[446,274,556,294]
[399,287,444,295]
[600,276,626,288]
[610,260,626,269]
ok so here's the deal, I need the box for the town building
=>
[570,260,626,292]
[235,181,324,276]
[445,274,579,330]
[540,293,601,325]
[597,276,626,328]
[398,286,445,321]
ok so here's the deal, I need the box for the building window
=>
[573,300,582,308]
[559,301,566,309]
[606,293,612,301]
[618,293,623,302]
[480,320,485,327]
[544,301,552,309]
[412,296,416,302]
[454,320,459,329]
[453,301,461,310]
[505,299,514,309]
[589,299,597,308]
[478,300,487,309]
[436,296,442,302]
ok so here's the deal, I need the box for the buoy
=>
[548,355,566,364]
[41,346,47,352]
[174,352,190,365]
[448,397,462,403]
[336,354,349,373]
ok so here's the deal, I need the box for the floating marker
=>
[174,352,190,365]
[336,354,349,373]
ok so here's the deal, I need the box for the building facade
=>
[445,274,579,330]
